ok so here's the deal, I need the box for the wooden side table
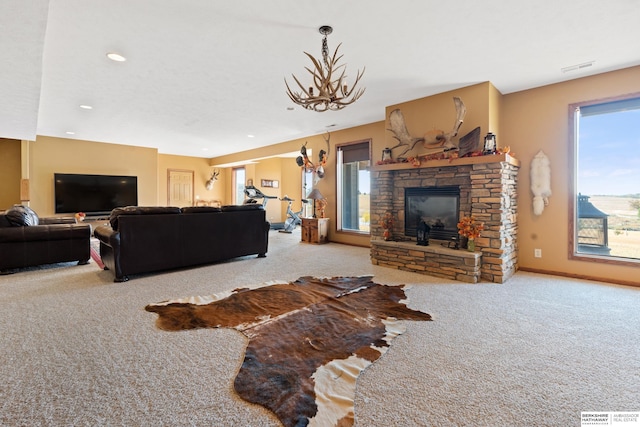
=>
[301,218,329,244]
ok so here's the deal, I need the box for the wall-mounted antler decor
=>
[316,131,330,179]
[295,132,331,183]
[387,97,466,160]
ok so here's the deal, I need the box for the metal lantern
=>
[416,220,430,246]
[382,147,392,162]
[483,132,497,155]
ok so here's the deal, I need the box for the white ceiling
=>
[2,0,640,158]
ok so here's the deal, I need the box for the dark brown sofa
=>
[93,205,270,282]
[0,205,91,274]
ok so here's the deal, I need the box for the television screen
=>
[54,173,138,216]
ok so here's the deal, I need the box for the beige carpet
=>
[1,229,639,426]
[89,238,105,270]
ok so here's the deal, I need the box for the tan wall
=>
[383,82,494,160]
[0,138,21,209]
[279,158,303,221]
[157,154,223,206]
[210,122,387,247]
[502,65,640,284]
[254,157,283,223]
[28,136,158,216]
[489,83,502,138]
[306,123,385,246]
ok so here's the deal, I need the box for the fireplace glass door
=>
[405,186,460,240]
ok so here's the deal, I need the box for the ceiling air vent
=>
[561,61,595,73]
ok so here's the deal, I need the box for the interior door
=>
[167,169,194,207]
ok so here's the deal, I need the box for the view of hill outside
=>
[359,194,370,232]
[359,170,370,232]
[577,105,640,260]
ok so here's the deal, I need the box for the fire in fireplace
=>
[405,186,460,240]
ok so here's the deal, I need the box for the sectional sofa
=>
[0,205,91,273]
[93,205,270,282]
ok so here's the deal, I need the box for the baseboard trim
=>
[519,267,640,288]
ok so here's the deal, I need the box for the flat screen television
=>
[54,173,138,216]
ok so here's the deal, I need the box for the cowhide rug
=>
[145,276,432,427]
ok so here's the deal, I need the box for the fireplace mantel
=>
[372,153,520,172]
[370,153,519,283]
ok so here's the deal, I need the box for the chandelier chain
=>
[321,36,330,70]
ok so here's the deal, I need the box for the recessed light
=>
[247,135,255,138]
[79,105,93,110]
[106,52,127,62]
[66,131,76,135]
[286,107,295,111]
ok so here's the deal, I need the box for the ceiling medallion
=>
[285,25,365,112]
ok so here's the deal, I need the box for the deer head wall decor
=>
[205,168,220,191]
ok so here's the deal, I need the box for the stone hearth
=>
[370,154,519,283]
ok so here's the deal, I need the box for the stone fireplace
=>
[370,154,519,283]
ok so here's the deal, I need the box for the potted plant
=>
[379,212,394,241]
[457,216,484,252]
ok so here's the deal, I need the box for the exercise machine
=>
[279,196,309,233]
[244,185,277,208]
[244,186,286,229]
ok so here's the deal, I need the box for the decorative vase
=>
[459,236,468,250]
[383,229,391,241]
[467,238,475,252]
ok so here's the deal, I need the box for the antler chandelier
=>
[285,25,365,112]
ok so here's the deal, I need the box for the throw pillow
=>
[5,205,40,226]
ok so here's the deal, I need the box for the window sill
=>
[336,229,370,237]
[569,251,640,267]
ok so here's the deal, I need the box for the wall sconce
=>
[416,220,430,246]
[483,132,497,155]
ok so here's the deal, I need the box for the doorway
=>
[167,169,194,207]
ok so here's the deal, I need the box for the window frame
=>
[302,168,314,219]
[568,93,640,267]
[335,138,371,235]
[232,167,246,205]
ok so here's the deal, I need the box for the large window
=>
[336,140,370,233]
[302,169,314,218]
[233,167,245,205]
[570,95,640,265]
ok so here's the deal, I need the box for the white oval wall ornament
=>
[530,150,552,215]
